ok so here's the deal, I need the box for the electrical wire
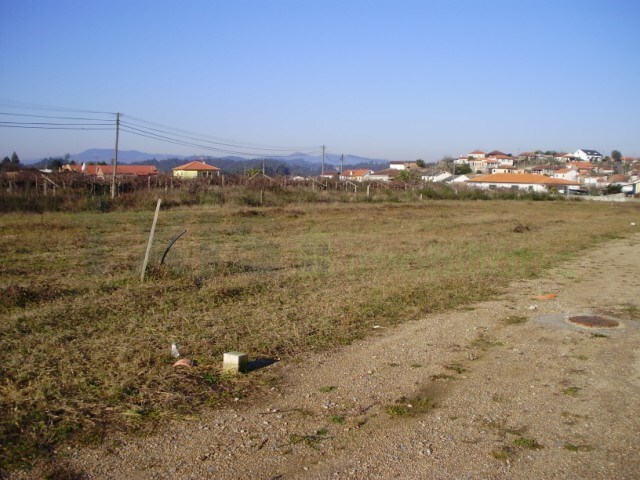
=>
[121,113,319,152]
[0,125,114,130]
[0,121,115,126]
[0,100,323,158]
[0,112,115,122]
[0,100,115,115]
[120,120,319,155]
[120,125,322,157]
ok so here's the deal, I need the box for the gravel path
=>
[16,234,640,479]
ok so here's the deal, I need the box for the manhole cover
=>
[567,315,619,328]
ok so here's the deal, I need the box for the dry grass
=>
[1,199,638,470]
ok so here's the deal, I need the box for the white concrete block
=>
[223,351,248,373]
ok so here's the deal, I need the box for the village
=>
[333,148,640,196]
[50,148,640,198]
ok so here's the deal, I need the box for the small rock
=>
[528,305,538,311]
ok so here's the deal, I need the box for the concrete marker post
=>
[223,352,248,374]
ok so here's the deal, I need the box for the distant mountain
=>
[69,148,188,163]
[30,148,388,165]
[27,148,390,176]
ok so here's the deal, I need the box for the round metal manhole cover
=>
[567,315,619,328]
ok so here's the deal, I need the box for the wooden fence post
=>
[141,199,162,282]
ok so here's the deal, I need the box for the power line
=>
[0,125,114,130]
[120,125,322,157]
[1,100,324,158]
[120,120,319,155]
[0,112,114,121]
[121,113,317,152]
[0,121,115,126]
[0,99,115,115]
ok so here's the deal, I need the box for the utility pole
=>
[340,154,344,175]
[321,145,326,177]
[111,112,120,199]
[262,158,265,176]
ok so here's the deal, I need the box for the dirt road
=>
[20,234,640,479]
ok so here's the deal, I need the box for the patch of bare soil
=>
[14,235,640,479]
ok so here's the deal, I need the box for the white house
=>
[491,165,521,174]
[368,169,399,182]
[573,149,603,162]
[467,173,579,194]
[467,150,486,159]
[469,158,488,173]
[487,154,514,166]
[422,171,453,183]
[340,169,373,181]
[449,174,471,183]
[389,161,418,170]
[552,168,580,182]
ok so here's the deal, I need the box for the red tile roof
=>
[342,169,371,177]
[98,165,158,176]
[62,164,100,175]
[468,173,579,185]
[173,161,221,171]
[567,161,596,169]
[609,174,630,183]
[470,150,485,154]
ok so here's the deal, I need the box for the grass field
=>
[1,199,638,470]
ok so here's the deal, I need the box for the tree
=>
[396,169,420,183]
[48,158,63,170]
[1,156,10,165]
[603,184,622,195]
[415,159,426,168]
[455,164,472,175]
[611,150,622,162]
[10,152,19,165]
[439,155,455,172]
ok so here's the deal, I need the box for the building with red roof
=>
[172,160,221,178]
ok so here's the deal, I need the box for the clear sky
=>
[1,0,639,162]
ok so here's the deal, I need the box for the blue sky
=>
[1,0,639,162]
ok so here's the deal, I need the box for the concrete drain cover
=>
[567,315,619,328]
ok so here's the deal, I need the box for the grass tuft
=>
[514,437,544,449]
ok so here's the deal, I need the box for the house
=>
[552,168,580,182]
[491,165,520,174]
[531,164,561,176]
[62,163,158,177]
[368,169,399,182]
[567,161,599,174]
[486,150,509,157]
[321,170,339,179]
[467,150,486,159]
[467,173,579,193]
[340,169,373,181]
[97,165,158,178]
[422,171,453,183]
[582,173,607,187]
[608,174,630,185]
[172,160,221,178]
[449,174,471,183]
[60,163,100,175]
[573,149,603,162]
[487,154,514,166]
[389,161,418,170]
